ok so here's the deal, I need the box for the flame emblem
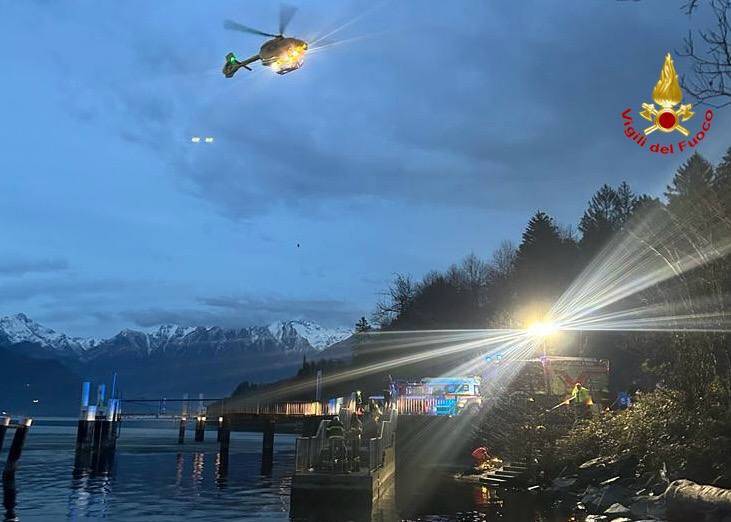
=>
[640,53,694,136]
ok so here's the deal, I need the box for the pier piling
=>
[0,417,9,454]
[2,419,32,479]
[178,417,187,444]
[76,405,96,450]
[194,416,206,442]
[219,417,231,454]
[74,380,121,473]
[261,419,275,473]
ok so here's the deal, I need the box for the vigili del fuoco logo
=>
[621,53,714,155]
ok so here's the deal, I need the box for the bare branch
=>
[680,0,731,107]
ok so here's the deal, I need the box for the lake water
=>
[1,420,571,521]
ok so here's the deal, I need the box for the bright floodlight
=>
[191,136,201,143]
[526,321,559,337]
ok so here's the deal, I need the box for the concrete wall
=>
[395,414,478,501]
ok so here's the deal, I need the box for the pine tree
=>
[579,184,620,255]
[665,152,715,209]
[513,211,577,306]
[355,316,372,333]
[714,146,731,220]
[665,152,721,237]
[615,181,637,223]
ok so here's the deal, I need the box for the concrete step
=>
[492,471,520,479]
[504,465,527,473]
[479,475,508,485]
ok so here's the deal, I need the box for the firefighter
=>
[326,416,347,471]
[349,412,362,471]
[326,416,345,438]
[471,446,491,470]
[354,390,364,414]
[570,382,593,420]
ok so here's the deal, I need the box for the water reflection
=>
[69,452,114,520]
[192,451,205,489]
[175,452,184,487]
[6,425,574,521]
[215,450,229,488]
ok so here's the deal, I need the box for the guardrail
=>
[294,407,397,473]
[215,400,336,416]
[295,416,330,471]
[367,408,397,471]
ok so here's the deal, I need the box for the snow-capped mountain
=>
[0,315,351,356]
[268,320,352,351]
[0,313,100,356]
[0,314,354,396]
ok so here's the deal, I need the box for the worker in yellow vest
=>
[570,382,593,420]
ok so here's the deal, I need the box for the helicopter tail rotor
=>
[222,52,260,78]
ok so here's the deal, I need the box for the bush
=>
[555,388,731,487]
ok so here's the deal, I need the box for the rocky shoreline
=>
[547,455,731,521]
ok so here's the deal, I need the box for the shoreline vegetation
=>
[229,148,731,520]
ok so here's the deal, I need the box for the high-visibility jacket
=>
[572,386,593,405]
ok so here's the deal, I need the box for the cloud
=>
[121,294,361,329]
[0,257,69,276]
[85,0,711,222]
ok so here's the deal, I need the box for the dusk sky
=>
[1,1,729,337]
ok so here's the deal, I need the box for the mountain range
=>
[0,313,353,414]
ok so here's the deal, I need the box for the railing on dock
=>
[211,398,347,417]
[294,407,397,473]
[368,408,397,471]
[295,417,330,471]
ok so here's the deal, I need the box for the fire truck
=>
[482,356,611,406]
[396,377,482,416]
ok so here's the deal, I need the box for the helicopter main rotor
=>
[224,3,298,39]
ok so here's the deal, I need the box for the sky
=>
[0,0,729,338]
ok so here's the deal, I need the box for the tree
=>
[579,184,621,255]
[373,273,416,327]
[615,181,637,223]
[512,211,578,308]
[489,241,517,282]
[715,146,731,219]
[681,0,731,107]
[355,316,372,333]
[665,152,715,207]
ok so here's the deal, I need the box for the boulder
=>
[581,484,632,512]
[551,476,578,491]
[577,455,638,486]
[664,479,731,521]
[630,494,667,520]
[604,502,630,515]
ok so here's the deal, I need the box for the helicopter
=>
[223,5,308,78]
